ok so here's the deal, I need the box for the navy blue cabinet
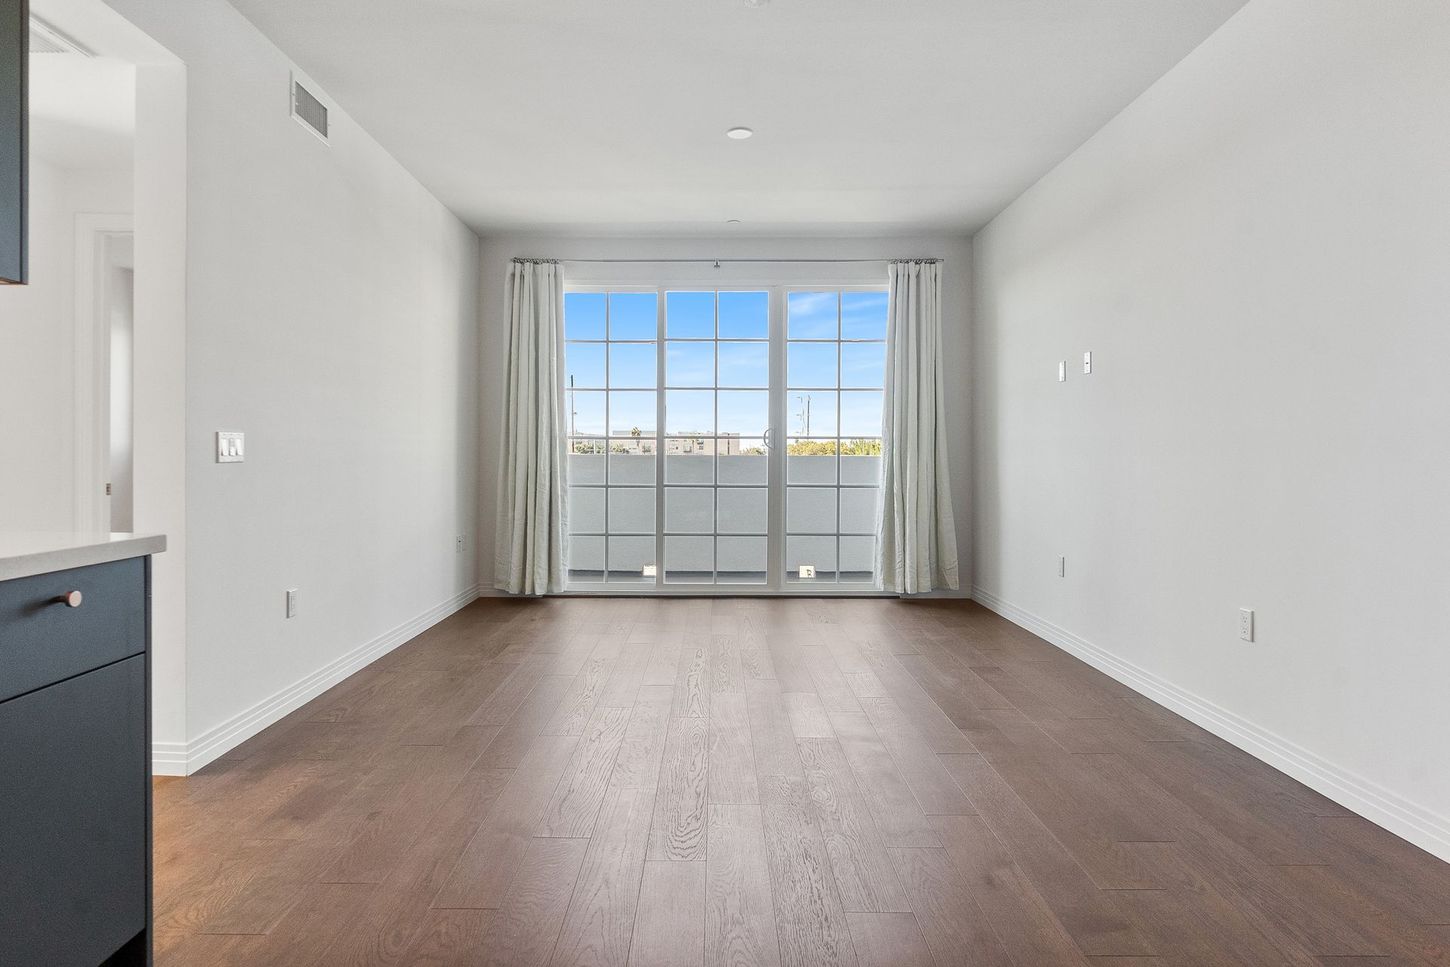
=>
[0,556,152,966]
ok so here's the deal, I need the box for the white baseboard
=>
[152,585,481,776]
[151,742,189,777]
[970,585,1450,864]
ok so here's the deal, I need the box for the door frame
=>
[73,213,134,534]
[561,279,887,596]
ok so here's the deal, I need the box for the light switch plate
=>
[216,430,245,463]
[286,588,298,619]
[1083,351,1093,374]
[1057,361,1067,382]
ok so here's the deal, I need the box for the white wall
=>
[477,234,972,594]
[972,0,1450,858]
[0,156,130,531]
[105,0,481,768]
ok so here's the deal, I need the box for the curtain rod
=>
[516,257,942,265]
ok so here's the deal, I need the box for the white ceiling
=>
[227,0,1247,236]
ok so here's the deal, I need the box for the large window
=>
[562,284,887,592]
[785,290,886,584]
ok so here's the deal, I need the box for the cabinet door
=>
[0,0,24,285]
[0,655,146,967]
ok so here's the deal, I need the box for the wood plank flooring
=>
[154,597,1450,966]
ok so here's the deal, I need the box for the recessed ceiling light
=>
[743,0,769,7]
[725,126,754,140]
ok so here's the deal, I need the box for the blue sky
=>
[565,289,887,438]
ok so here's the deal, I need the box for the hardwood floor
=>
[153,597,1450,966]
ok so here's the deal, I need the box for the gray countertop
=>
[0,533,167,582]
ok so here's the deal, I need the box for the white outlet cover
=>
[1057,361,1067,382]
[1239,608,1254,642]
[1083,351,1093,374]
[286,588,299,618]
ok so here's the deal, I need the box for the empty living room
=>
[1,0,1448,965]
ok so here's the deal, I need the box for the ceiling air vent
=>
[290,74,329,143]
[30,17,93,56]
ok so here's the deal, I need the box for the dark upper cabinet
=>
[0,0,24,285]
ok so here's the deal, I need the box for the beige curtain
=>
[494,259,567,594]
[877,260,959,593]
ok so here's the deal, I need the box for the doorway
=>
[562,284,888,593]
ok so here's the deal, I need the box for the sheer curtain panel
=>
[494,259,567,594]
[877,260,960,593]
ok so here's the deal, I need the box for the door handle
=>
[763,427,772,449]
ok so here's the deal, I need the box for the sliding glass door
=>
[563,283,886,593]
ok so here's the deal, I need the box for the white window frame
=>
[562,279,888,597]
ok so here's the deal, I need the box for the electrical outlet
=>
[799,564,816,579]
[1057,360,1067,382]
[1083,351,1093,374]
[1057,555,1066,577]
[455,535,465,554]
[286,588,299,619]
[1239,608,1254,642]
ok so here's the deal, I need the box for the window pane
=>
[842,291,888,340]
[664,536,713,584]
[718,488,767,534]
[788,291,838,339]
[665,488,713,533]
[609,343,656,389]
[839,444,882,484]
[717,536,766,584]
[839,488,879,535]
[786,439,836,484]
[665,439,714,484]
[717,342,768,387]
[568,446,605,483]
[718,291,768,338]
[787,487,837,534]
[610,449,655,485]
[607,536,655,583]
[567,488,605,533]
[666,390,714,436]
[609,391,656,437]
[787,390,836,437]
[838,536,875,581]
[718,438,767,485]
[564,292,606,340]
[666,291,714,338]
[788,342,837,387]
[608,488,655,534]
[840,342,885,388]
[666,342,714,387]
[787,536,837,582]
[568,535,605,581]
[840,391,883,437]
[609,292,657,340]
[719,390,769,437]
[566,343,606,388]
[568,390,605,437]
